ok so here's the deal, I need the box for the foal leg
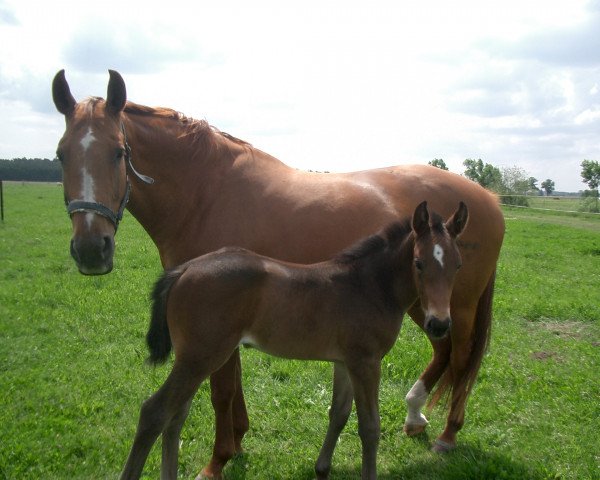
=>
[120,363,205,480]
[200,350,246,479]
[161,398,193,479]
[315,362,354,480]
[403,307,451,436]
[232,351,250,452]
[348,358,382,480]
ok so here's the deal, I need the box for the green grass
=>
[1,183,599,479]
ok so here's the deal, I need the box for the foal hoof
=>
[403,423,427,437]
[431,439,456,453]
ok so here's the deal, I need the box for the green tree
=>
[463,158,502,191]
[501,166,530,195]
[541,179,555,195]
[581,159,600,190]
[428,158,448,170]
[580,160,600,212]
[528,177,539,194]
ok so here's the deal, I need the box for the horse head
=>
[411,201,468,340]
[52,69,129,275]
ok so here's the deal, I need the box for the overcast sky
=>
[1,0,599,192]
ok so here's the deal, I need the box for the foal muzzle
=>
[425,315,451,339]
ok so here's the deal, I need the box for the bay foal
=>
[121,201,468,479]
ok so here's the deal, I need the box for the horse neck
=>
[394,233,419,310]
[351,233,418,316]
[120,109,290,266]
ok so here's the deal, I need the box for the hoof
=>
[403,422,427,436]
[431,439,455,453]
[196,467,223,480]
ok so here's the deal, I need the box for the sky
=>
[1,0,599,192]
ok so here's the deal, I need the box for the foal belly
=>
[240,325,342,363]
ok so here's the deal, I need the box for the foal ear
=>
[52,69,76,116]
[106,69,127,116]
[446,201,469,238]
[412,201,430,236]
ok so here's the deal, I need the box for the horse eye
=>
[457,263,462,270]
[414,258,423,272]
[55,152,64,163]
[115,148,125,161]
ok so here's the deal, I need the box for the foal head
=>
[411,201,468,340]
[52,70,129,275]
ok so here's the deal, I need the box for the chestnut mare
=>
[52,70,504,479]
[121,201,468,480]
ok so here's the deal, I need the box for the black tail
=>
[146,266,185,365]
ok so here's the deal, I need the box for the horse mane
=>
[334,219,413,265]
[123,101,251,147]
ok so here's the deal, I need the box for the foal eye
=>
[115,148,125,161]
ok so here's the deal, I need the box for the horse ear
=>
[446,201,469,238]
[412,201,430,236]
[52,69,76,116]
[106,69,127,116]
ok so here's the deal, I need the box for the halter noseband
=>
[66,181,131,232]
[65,124,154,231]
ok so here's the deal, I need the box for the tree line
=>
[0,158,62,182]
[429,158,600,212]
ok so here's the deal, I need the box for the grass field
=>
[1,183,599,479]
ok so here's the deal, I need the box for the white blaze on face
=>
[433,244,444,268]
[80,127,97,229]
[80,127,96,152]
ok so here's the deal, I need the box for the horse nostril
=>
[102,235,114,260]
[70,238,80,262]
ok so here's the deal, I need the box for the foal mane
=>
[334,211,447,266]
[334,219,413,265]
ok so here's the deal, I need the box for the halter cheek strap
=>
[122,124,154,185]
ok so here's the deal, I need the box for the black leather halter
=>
[65,124,153,232]
[66,181,131,232]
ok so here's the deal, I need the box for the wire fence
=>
[498,194,600,216]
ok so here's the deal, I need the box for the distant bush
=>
[579,190,599,213]
[499,195,529,207]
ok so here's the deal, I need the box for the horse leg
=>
[403,306,451,437]
[120,363,205,480]
[432,306,477,453]
[347,358,382,480]
[161,398,193,479]
[314,362,354,480]
[199,350,244,479]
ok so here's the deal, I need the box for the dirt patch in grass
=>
[535,320,589,340]
[531,351,558,361]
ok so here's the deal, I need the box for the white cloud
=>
[0,0,598,191]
